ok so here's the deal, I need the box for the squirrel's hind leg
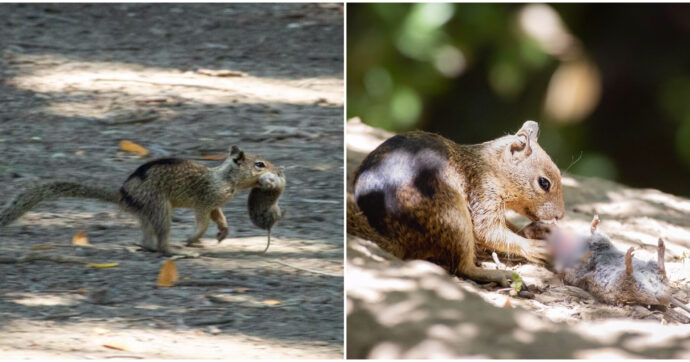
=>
[138,218,158,252]
[140,199,172,253]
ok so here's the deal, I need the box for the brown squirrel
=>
[0,146,284,254]
[349,121,565,286]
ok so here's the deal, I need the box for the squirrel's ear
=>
[516,120,539,142]
[229,146,245,164]
[509,132,532,162]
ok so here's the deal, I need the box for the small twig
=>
[174,279,235,287]
[185,317,235,326]
[94,78,238,93]
[105,115,159,126]
[491,251,506,270]
[672,297,690,315]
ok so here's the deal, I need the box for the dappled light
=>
[8,292,85,307]
[544,59,601,124]
[0,3,343,358]
[347,118,690,358]
[518,4,577,59]
[6,54,343,121]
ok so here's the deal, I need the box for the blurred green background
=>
[348,3,690,196]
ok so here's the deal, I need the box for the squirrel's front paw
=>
[216,227,228,243]
[519,221,555,240]
[523,238,553,266]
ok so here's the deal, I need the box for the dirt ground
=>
[347,119,690,358]
[0,4,343,359]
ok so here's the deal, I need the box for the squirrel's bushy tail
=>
[1,181,119,226]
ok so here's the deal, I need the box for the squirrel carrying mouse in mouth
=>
[1,145,285,255]
[348,121,565,286]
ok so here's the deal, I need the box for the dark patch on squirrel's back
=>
[355,131,450,235]
[125,158,186,182]
[355,190,388,233]
[413,166,441,199]
[119,186,143,211]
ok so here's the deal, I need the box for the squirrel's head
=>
[498,121,565,222]
[225,145,281,189]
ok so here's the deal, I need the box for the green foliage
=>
[348,3,690,196]
[510,273,523,295]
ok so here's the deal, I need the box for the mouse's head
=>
[498,121,565,223]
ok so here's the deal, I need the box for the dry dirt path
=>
[0,4,343,359]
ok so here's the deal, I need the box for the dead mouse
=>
[523,215,688,311]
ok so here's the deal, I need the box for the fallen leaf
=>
[30,245,54,250]
[157,259,179,287]
[120,140,149,157]
[86,263,120,268]
[201,154,227,160]
[503,298,512,308]
[102,343,127,351]
[72,231,91,246]
[262,299,282,306]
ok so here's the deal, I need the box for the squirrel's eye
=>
[254,161,266,168]
[538,177,551,192]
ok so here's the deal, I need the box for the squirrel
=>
[348,121,565,286]
[0,145,284,254]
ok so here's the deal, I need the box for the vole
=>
[349,121,565,286]
[247,168,286,253]
[0,146,284,254]
[525,215,689,309]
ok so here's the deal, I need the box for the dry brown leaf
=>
[262,299,282,306]
[503,298,512,308]
[156,258,179,287]
[86,263,119,268]
[72,231,91,246]
[120,140,149,157]
[30,245,54,250]
[102,343,127,351]
[201,154,227,160]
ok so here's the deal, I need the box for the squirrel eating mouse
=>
[348,121,565,286]
[1,145,284,254]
